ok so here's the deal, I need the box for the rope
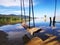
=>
[31,0,35,27]
[29,0,31,28]
[53,0,57,27]
[23,0,26,22]
[29,0,35,28]
[54,0,57,17]
[20,0,23,22]
[20,0,35,28]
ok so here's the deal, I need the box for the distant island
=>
[0,14,36,26]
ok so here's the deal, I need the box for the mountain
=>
[0,14,33,19]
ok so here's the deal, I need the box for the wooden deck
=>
[27,27,40,35]
[26,36,60,45]
[21,22,60,45]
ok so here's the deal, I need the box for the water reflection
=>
[0,19,60,45]
[0,19,60,36]
[0,24,25,32]
[0,19,60,31]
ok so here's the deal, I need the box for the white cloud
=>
[0,9,29,15]
[0,0,36,7]
[11,10,27,15]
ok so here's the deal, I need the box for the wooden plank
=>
[26,37,43,45]
[27,28,40,35]
[26,36,59,45]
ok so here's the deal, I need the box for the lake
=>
[0,19,60,45]
[0,19,60,36]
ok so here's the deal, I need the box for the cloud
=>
[0,0,38,15]
[0,10,21,14]
[0,0,36,7]
[0,9,29,15]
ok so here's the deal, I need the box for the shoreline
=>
[0,21,22,27]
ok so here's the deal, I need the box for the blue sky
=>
[0,0,60,18]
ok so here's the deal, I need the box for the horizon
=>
[0,0,60,18]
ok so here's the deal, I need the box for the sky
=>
[0,0,60,18]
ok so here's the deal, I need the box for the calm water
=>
[0,19,60,37]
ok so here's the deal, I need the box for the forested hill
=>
[0,14,36,25]
[0,14,31,19]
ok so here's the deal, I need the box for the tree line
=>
[0,15,22,25]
